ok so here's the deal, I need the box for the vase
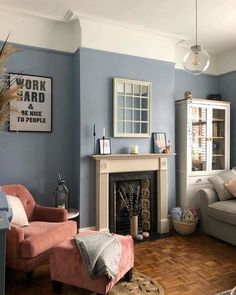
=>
[130,215,138,238]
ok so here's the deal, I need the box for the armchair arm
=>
[32,205,67,222]
[6,224,24,268]
[198,188,219,233]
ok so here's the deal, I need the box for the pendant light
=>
[183,0,210,75]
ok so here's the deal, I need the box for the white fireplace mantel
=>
[91,153,175,234]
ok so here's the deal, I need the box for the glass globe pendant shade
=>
[183,44,210,75]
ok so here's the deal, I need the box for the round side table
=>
[67,208,80,220]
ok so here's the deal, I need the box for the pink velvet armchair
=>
[1,184,77,278]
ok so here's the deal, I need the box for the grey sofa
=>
[199,188,236,246]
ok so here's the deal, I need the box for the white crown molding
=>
[74,11,187,45]
[0,8,78,52]
[0,4,65,22]
[0,5,235,75]
[74,12,186,63]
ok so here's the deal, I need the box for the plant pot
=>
[130,215,138,238]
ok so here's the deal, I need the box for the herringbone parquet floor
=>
[5,231,236,295]
[134,232,236,295]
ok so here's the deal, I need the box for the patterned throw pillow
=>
[208,169,236,201]
[225,178,236,197]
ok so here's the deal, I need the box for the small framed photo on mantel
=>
[99,138,111,155]
[153,132,166,153]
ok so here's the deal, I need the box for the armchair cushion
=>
[32,205,67,222]
[6,195,29,227]
[20,221,77,258]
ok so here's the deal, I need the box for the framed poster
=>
[153,132,166,153]
[9,73,52,132]
[99,138,111,155]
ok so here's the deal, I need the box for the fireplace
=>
[109,171,156,235]
[91,154,173,234]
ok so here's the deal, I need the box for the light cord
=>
[195,0,198,45]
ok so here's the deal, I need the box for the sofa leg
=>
[25,270,33,287]
[124,268,133,282]
[52,280,63,294]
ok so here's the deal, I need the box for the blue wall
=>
[0,44,228,228]
[175,69,219,100]
[78,48,176,227]
[218,71,236,167]
[0,46,76,207]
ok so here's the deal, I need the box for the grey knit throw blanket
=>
[74,232,122,280]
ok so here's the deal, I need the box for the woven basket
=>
[173,220,197,235]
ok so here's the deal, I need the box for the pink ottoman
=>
[50,231,134,294]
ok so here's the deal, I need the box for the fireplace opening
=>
[109,171,157,235]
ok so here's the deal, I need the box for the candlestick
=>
[103,128,105,138]
[93,124,96,154]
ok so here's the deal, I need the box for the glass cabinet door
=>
[191,106,207,172]
[211,108,225,170]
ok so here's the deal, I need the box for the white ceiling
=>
[0,0,236,54]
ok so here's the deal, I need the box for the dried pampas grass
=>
[0,33,21,127]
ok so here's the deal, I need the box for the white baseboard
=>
[79,226,96,232]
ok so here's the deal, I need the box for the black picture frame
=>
[99,138,111,155]
[153,132,166,153]
[8,73,53,133]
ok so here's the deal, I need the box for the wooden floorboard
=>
[5,231,236,295]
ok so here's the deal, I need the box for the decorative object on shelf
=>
[153,132,166,153]
[184,91,192,99]
[0,33,21,128]
[183,0,210,75]
[130,144,138,154]
[53,171,70,210]
[98,137,111,154]
[207,94,222,101]
[93,123,96,154]
[113,77,152,138]
[165,140,172,154]
[9,73,52,132]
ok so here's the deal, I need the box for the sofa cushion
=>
[225,178,236,197]
[6,195,29,227]
[208,200,236,226]
[20,220,77,258]
[208,169,236,201]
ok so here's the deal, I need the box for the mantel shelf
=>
[91,153,176,160]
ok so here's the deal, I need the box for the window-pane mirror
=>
[113,78,152,137]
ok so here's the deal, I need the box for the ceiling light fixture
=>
[183,0,210,75]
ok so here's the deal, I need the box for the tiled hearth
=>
[91,153,174,234]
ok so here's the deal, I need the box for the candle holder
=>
[93,124,96,154]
